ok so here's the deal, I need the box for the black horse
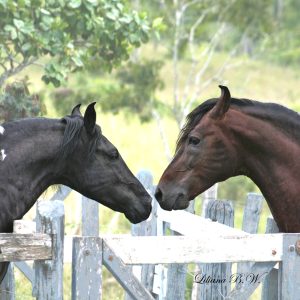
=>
[0,103,152,282]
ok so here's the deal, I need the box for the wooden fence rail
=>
[0,234,51,262]
[1,232,299,299]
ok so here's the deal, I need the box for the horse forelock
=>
[176,97,300,152]
[176,99,217,152]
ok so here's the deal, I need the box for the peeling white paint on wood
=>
[157,207,248,237]
[37,200,65,218]
[0,233,52,262]
[13,220,36,234]
[103,234,283,264]
[33,200,64,300]
[71,237,102,300]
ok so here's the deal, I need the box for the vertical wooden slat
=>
[152,192,167,300]
[165,201,195,300]
[262,217,279,300]
[81,196,99,237]
[279,233,300,300]
[241,193,264,234]
[201,184,218,217]
[126,170,158,300]
[33,200,65,300]
[195,200,234,300]
[192,187,218,300]
[236,193,263,290]
[165,259,187,300]
[0,263,15,300]
[71,237,102,300]
[138,171,158,298]
[262,269,278,300]
[72,195,101,299]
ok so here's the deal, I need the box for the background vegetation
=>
[1,0,300,299]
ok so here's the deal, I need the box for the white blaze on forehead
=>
[0,126,4,135]
[1,149,6,161]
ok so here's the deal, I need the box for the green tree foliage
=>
[51,59,165,122]
[218,176,260,202]
[101,59,165,122]
[0,0,151,88]
[0,79,45,121]
[139,0,274,57]
[262,0,300,64]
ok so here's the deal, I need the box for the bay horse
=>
[0,103,152,282]
[155,85,300,233]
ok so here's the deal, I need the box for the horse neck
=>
[0,119,64,230]
[228,109,300,232]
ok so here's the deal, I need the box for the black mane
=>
[57,115,100,164]
[59,116,84,162]
[176,97,300,151]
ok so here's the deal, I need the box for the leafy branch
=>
[0,0,153,88]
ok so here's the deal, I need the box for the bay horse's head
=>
[155,86,240,210]
[58,103,152,223]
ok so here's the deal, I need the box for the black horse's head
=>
[57,103,152,223]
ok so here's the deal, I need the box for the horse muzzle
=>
[125,195,152,224]
[154,186,189,211]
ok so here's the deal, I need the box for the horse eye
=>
[188,136,200,146]
[109,149,119,160]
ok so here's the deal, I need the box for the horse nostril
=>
[155,188,163,202]
[177,192,184,201]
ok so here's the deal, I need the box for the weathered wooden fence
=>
[0,170,299,300]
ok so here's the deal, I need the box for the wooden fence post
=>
[70,196,101,300]
[126,170,159,300]
[165,201,195,300]
[0,263,15,300]
[201,184,218,217]
[236,193,263,290]
[33,200,65,300]
[81,196,99,237]
[192,187,218,300]
[49,185,71,201]
[165,253,187,300]
[279,233,300,300]
[71,237,102,300]
[262,217,279,300]
[241,193,264,234]
[152,199,167,300]
[12,221,35,286]
[137,171,158,296]
[195,200,234,300]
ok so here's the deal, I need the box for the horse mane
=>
[176,97,300,151]
[2,114,100,166]
[59,116,84,162]
[57,115,100,164]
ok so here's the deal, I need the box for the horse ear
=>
[210,85,231,119]
[84,102,97,134]
[71,104,82,117]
